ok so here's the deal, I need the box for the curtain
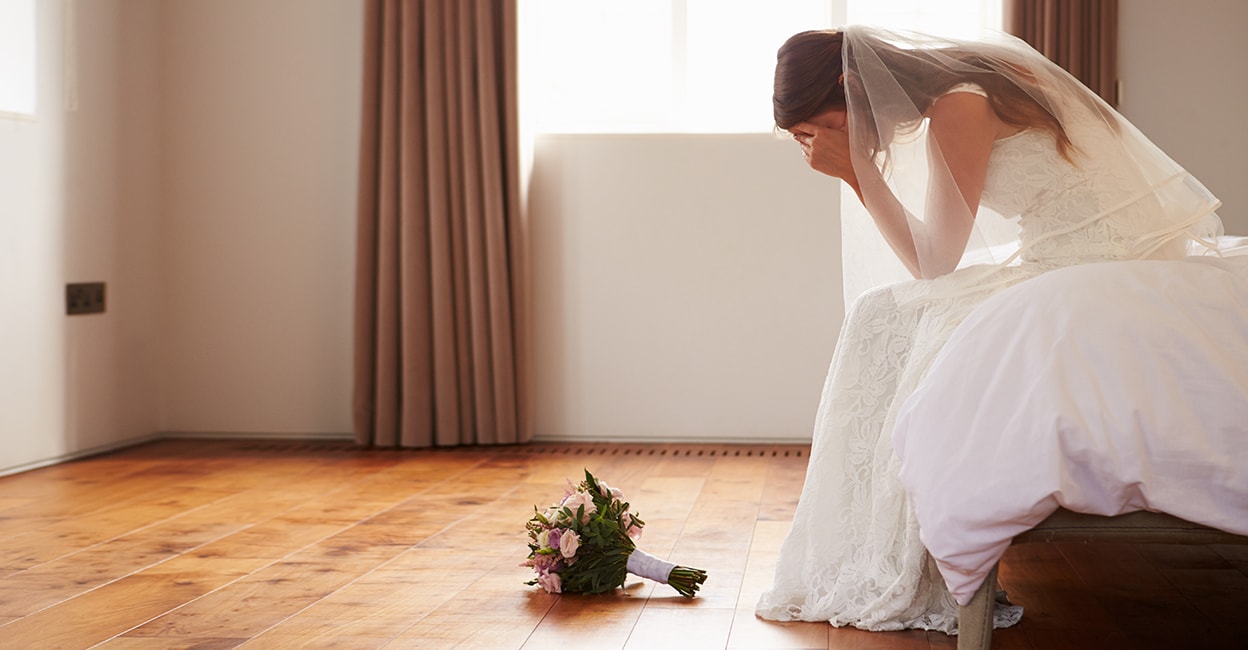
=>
[354,0,529,448]
[1005,0,1119,105]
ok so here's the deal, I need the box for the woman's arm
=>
[852,162,923,277]
[795,91,1003,279]
[918,92,1000,276]
[793,123,923,277]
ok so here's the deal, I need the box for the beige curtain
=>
[354,0,528,448]
[1005,0,1119,105]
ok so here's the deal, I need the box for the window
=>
[520,0,834,134]
[520,0,1001,134]
[0,0,37,117]
[848,0,1001,41]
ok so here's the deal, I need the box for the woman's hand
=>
[791,121,857,185]
[791,120,861,198]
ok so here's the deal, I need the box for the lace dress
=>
[754,87,1215,633]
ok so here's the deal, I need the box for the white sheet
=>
[892,254,1248,606]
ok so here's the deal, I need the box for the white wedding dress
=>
[755,84,1222,633]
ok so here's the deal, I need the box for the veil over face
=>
[831,25,1222,301]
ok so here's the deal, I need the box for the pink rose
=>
[537,571,562,594]
[561,491,596,522]
[597,481,623,500]
[558,529,581,559]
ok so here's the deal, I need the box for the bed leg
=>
[958,563,997,650]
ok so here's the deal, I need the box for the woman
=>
[755,26,1223,633]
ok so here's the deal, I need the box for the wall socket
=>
[67,282,106,315]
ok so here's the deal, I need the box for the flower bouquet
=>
[522,469,708,597]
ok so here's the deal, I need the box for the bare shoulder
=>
[926,92,1010,141]
[927,92,995,126]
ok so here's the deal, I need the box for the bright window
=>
[848,0,1001,41]
[520,0,834,134]
[0,0,37,117]
[520,0,1001,134]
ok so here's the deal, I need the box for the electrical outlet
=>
[67,282,106,315]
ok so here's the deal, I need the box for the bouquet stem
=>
[626,548,708,598]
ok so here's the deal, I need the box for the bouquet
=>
[523,469,708,597]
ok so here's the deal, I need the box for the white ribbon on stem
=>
[626,548,675,584]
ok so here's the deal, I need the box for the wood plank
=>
[1153,567,1248,636]
[243,579,454,647]
[520,594,647,649]
[623,607,734,649]
[124,538,407,640]
[0,440,1243,649]
[188,521,346,560]
[0,486,232,570]
[986,626,1035,650]
[728,519,829,649]
[759,451,809,522]
[1056,541,1212,643]
[379,559,558,649]
[827,626,929,649]
[1019,627,1135,649]
[95,638,248,649]
[727,606,829,649]
[0,517,242,617]
[0,571,235,648]
[996,544,1120,634]
[1212,542,1248,574]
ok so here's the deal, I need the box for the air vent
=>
[496,443,806,458]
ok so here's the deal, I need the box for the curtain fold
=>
[354,0,527,448]
[1005,0,1119,106]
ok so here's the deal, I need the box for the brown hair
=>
[773,31,847,131]
[773,30,1076,162]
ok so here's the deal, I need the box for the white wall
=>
[157,0,361,436]
[1118,0,1248,235]
[522,1,1248,443]
[4,2,1247,472]
[1,0,164,473]
[0,0,361,474]
[529,134,843,442]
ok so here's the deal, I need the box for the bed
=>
[891,240,1248,649]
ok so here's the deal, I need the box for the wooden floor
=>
[0,439,1245,649]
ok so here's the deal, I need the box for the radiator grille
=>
[503,444,806,458]
[200,439,807,458]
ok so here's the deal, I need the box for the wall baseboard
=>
[2,431,807,478]
[160,430,354,442]
[0,433,163,478]
[0,431,354,478]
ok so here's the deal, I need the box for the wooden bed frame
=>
[955,509,1248,650]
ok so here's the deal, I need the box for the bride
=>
[755,25,1223,633]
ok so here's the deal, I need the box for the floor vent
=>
[498,443,807,458]
[214,440,359,454]
[186,439,806,458]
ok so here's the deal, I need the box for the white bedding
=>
[893,252,1248,606]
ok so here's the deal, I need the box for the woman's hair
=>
[773,31,847,131]
[773,29,1076,162]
